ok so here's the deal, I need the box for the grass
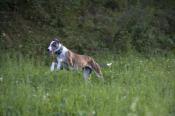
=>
[0,53,175,116]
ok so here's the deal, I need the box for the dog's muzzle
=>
[47,45,53,53]
[47,47,54,56]
[47,48,51,52]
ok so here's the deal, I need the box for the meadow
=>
[0,53,175,116]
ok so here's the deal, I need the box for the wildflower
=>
[33,94,37,97]
[46,93,49,96]
[43,95,47,100]
[92,111,96,115]
[43,93,49,100]
[2,32,6,37]
[130,97,139,112]
[139,60,143,63]
[0,77,3,82]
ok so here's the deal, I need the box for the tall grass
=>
[0,53,175,116]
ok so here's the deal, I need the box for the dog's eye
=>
[52,43,57,47]
[52,44,56,47]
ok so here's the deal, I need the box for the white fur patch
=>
[48,41,54,51]
[50,62,56,71]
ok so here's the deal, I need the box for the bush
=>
[0,0,174,56]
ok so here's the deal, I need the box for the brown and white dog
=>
[47,38,111,80]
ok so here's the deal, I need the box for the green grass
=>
[0,53,175,116]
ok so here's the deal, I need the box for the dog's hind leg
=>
[90,59,104,80]
[83,67,92,80]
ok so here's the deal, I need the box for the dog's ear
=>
[53,38,60,43]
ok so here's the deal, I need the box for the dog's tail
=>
[100,63,112,68]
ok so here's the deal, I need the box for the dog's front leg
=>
[50,62,56,71]
[56,58,63,70]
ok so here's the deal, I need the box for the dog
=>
[47,38,112,80]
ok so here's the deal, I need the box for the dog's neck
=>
[55,44,68,56]
[55,44,63,55]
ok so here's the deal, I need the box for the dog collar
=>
[55,45,63,55]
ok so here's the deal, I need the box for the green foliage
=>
[0,0,174,55]
[0,53,175,115]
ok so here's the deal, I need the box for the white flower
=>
[43,93,49,100]
[46,93,49,96]
[43,95,46,100]
[130,97,139,112]
[33,94,37,97]
[0,77,3,82]
[92,111,96,115]
[2,32,6,37]
[16,80,19,84]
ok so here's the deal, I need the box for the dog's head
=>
[47,38,62,55]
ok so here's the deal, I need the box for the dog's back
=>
[66,51,103,77]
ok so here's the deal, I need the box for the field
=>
[0,53,175,116]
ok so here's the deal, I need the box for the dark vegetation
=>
[0,1,175,115]
[0,0,175,56]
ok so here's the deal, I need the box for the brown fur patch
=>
[66,51,103,77]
